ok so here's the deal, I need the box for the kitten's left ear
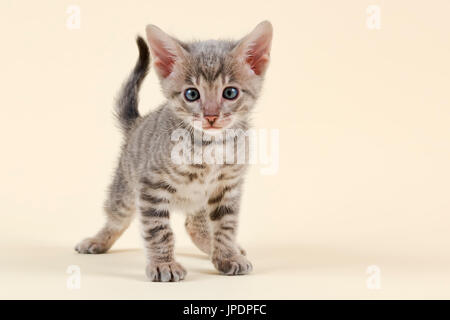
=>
[233,21,273,76]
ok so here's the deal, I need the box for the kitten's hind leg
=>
[185,210,246,256]
[185,211,212,255]
[75,171,136,254]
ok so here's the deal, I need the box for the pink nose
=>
[204,115,218,125]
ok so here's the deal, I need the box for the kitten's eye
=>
[184,88,200,102]
[223,87,239,100]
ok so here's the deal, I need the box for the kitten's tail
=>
[115,36,150,133]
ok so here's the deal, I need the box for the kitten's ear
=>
[232,21,273,76]
[145,25,187,79]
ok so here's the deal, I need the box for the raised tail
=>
[115,36,150,133]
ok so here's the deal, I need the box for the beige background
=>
[0,0,449,299]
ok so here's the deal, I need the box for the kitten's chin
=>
[201,127,225,135]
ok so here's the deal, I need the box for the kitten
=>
[75,21,273,282]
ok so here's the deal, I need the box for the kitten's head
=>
[145,21,272,133]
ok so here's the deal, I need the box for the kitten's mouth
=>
[203,124,224,130]
[203,119,231,130]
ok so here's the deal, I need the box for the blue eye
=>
[223,87,239,100]
[184,88,200,102]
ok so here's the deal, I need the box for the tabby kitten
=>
[75,21,273,281]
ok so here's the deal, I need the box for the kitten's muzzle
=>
[202,114,232,130]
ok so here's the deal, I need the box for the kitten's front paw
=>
[75,237,108,254]
[212,254,253,275]
[145,261,187,282]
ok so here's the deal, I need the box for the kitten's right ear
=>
[145,25,187,79]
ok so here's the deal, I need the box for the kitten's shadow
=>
[105,248,141,254]
[9,243,443,282]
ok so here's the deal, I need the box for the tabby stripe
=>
[153,254,172,263]
[242,88,256,99]
[214,236,227,246]
[208,183,239,205]
[184,76,194,86]
[223,182,240,193]
[231,166,245,172]
[202,139,213,146]
[210,205,235,221]
[154,231,174,245]
[115,199,131,210]
[147,225,167,238]
[198,69,208,82]
[141,208,169,218]
[171,91,181,99]
[140,193,169,204]
[208,193,224,205]
[214,230,232,241]
[161,166,184,184]
[115,211,131,218]
[171,167,198,181]
[213,63,224,81]
[218,173,238,181]
[221,221,237,229]
[140,177,177,193]
[189,164,206,169]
